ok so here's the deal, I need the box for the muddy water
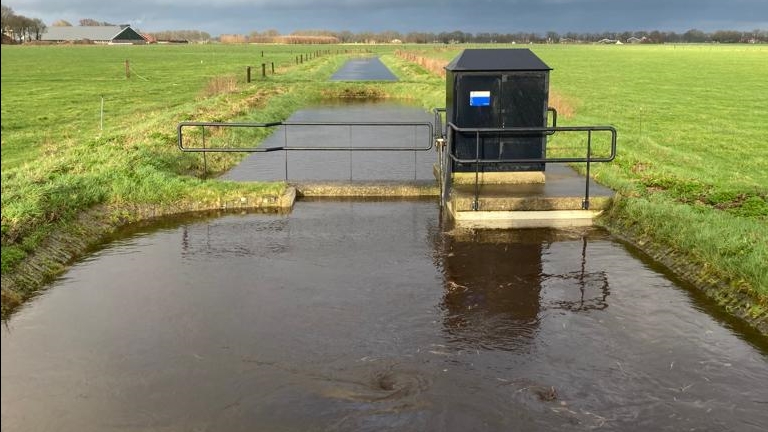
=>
[2,201,767,431]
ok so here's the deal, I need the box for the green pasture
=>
[0,44,344,289]
[1,43,766,319]
[1,44,334,168]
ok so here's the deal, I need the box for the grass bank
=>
[0,44,451,316]
[1,45,363,315]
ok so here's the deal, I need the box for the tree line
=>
[298,29,767,44]
[1,5,46,43]
[2,5,766,45]
[215,28,767,44]
[146,30,212,43]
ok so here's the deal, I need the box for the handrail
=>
[433,108,446,140]
[446,123,617,163]
[547,107,558,130]
[433,107,558,139]
[177,121,434,153]
[443,122,617,210]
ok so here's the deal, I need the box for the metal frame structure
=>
[177,115,616,212]
[177,120,434,180]
[438,122,617,211]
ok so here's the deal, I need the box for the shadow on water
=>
[2,200,767,431]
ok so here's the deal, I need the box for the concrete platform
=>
[294,181,439,197]
[447,163,614,229]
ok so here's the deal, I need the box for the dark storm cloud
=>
[11,0,768,35]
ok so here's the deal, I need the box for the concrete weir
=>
[276,164,612,230]
[218,101,613,229]
[219,56,614,228]
[445,164,614,229]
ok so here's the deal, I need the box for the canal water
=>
[330,57,398,81]
[223,57,427,183]
[2,200,767,431]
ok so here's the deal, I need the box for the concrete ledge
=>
[280,187,298,209]
[448,202,602,229]
[450,195,612,212]
[452,171,546,185]
[294,182,440,197]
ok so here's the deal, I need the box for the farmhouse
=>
[41,25,146,44]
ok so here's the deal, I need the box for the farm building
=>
[41,25,146,44]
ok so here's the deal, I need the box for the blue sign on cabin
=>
[469,91,491,107]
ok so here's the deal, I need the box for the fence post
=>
[262,63,266,78]
[125,59,130,79]
[271,62,275,74]
[246,66,251,83]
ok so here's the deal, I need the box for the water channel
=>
[2,201,767,431]
[2,57,767,431]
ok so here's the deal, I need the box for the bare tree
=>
[8,14,32,42]
[51,19,73,26]
[1,5,14,33]
[79,18,115,26]
[30,18,46,40]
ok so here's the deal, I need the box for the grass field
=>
[1,43,766,323]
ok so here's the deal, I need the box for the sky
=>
[10,0,768,36]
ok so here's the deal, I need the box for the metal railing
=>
[441,122,617,211]
[433,107,559,140]
[177,120,434,179]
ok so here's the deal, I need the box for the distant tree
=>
[336,30,354,43]
[1,5,14,32]
[618,31,632,42]
[545,31,559,43]
[683,29,707,43]
[649,30,664,43]
[247,29,280,43]
[149,29,211,42]
[401,31,423,43]
[51,19,72,26]
[712,30,745,43]
[79,18,114,26]
[8,14,30,42]
[664,31,681,43]
[564,32,580,42]
[210,27,768,46]
[30,17,46,40]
